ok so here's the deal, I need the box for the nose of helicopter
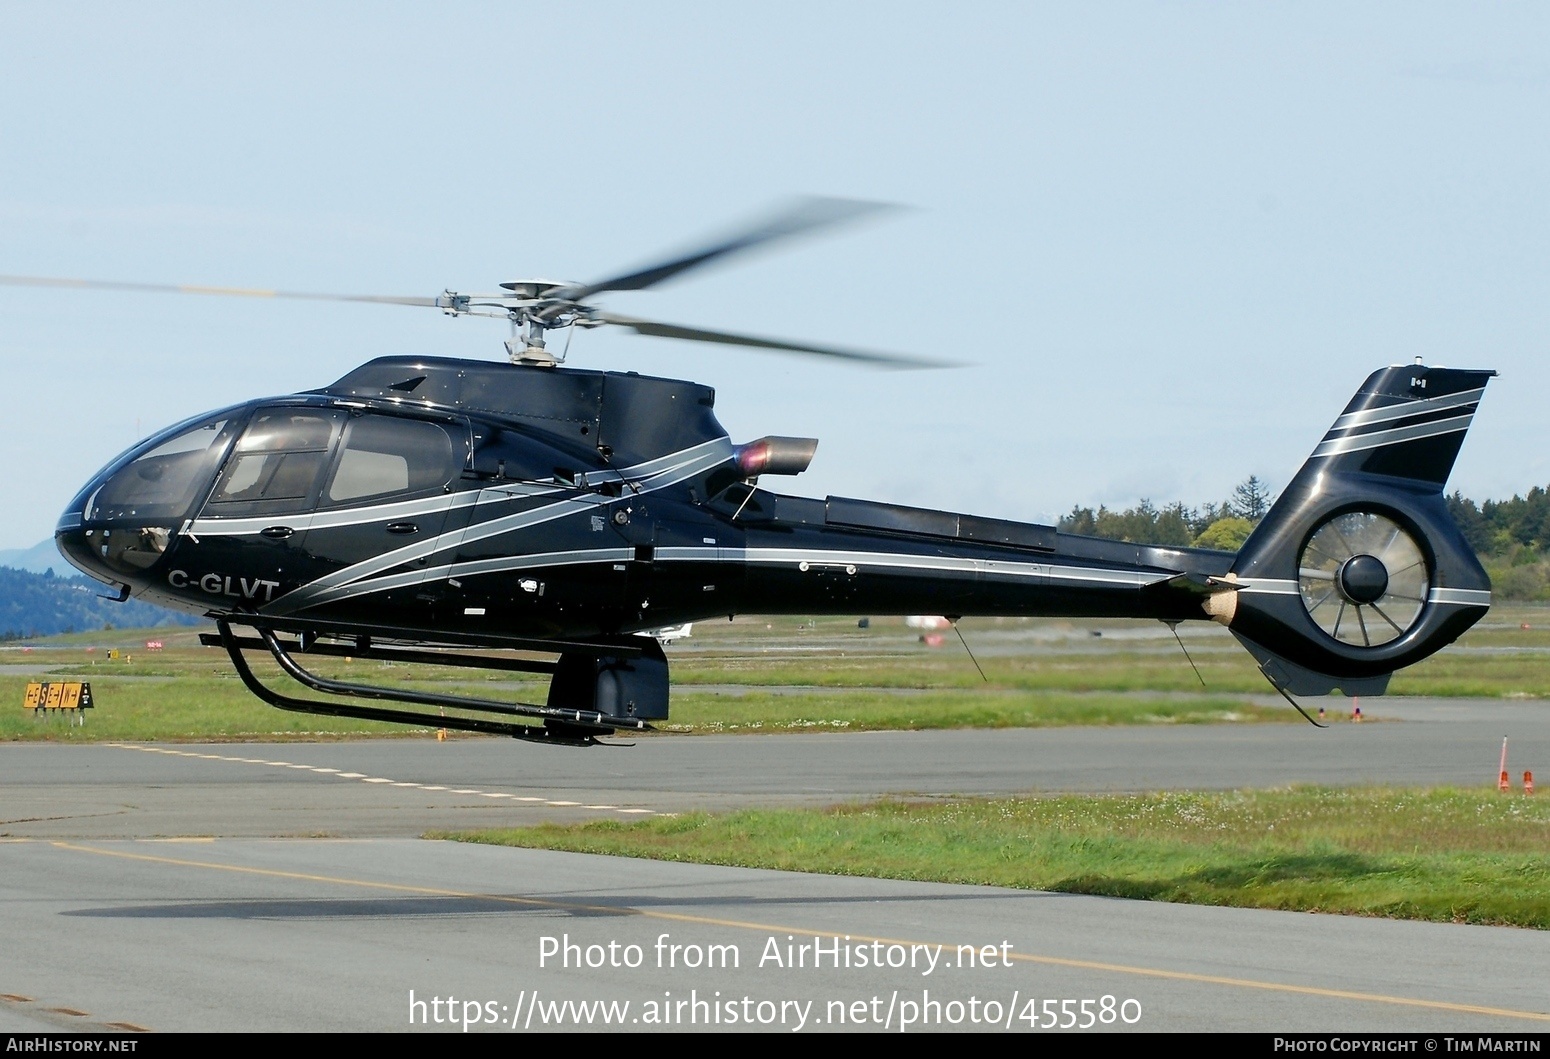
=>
[53,409,240,590]
[56,455,110,582]
[53,516,102,582]
[53,468,150,590]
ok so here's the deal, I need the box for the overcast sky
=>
[3,3,1548,549]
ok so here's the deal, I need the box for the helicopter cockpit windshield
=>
[63,412,243,579]
[84,416,238,524]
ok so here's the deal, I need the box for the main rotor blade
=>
[0,274,439,308]
[596,312,953,369]
[551,196,899,303]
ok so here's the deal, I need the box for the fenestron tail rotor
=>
[1297,511,1429,647]
[0,196,945,369]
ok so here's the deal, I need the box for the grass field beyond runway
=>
[445,787,1550,929]
[5,605,1550,741]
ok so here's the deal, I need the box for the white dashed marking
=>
[104,743,658,816]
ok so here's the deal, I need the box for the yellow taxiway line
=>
[47,839,1550,1024]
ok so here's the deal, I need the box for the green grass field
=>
[12,614,1550,931]
[4,604,1550,741]
[444,786,1550,928]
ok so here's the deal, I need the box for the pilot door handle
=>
[260,526,294,540]
[386,522,419,535]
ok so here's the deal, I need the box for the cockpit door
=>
[185,407,346,607]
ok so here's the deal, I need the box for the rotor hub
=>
[498,279,571,299]
[1338,554,1389,604]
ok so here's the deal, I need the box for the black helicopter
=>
[13,200,1495,745]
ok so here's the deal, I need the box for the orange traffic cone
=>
[1526,771,1535,795]
[1499,737,1511,792]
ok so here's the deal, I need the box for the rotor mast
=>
[431,280,595,367]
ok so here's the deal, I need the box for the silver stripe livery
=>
[1427,587,1491,606]
[186,489,494,538]
[285,548,640,609]
[1310,413,1475,459]
[1239,579,1489,607]
[740,547,1170,589]
[261,438,733,615]
[1236,578,1300,595]
[1328,388,1484,431]
[275,543,1178,612]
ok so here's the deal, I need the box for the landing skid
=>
[212,620,645,747]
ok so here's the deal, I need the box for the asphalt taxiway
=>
[3,836,1547,1033]
[2,697,1547,838]
[2,700,1548,1032]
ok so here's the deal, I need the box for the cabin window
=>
[325,415,455,504]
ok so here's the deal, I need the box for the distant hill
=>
[0,539,69,575]
[0,564,201,640]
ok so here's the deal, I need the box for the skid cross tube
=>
[215,620,641,745]
[215,612,644,657]
[199,632,559,675]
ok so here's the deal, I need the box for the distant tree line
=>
[1059,476,1274,552]
[1446,488,1550,556]
[1060,477,1550,600]
[1446,488,1550,601]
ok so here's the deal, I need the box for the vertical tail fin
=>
[1211,364,1495,696]
[1306,365,1492,487]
